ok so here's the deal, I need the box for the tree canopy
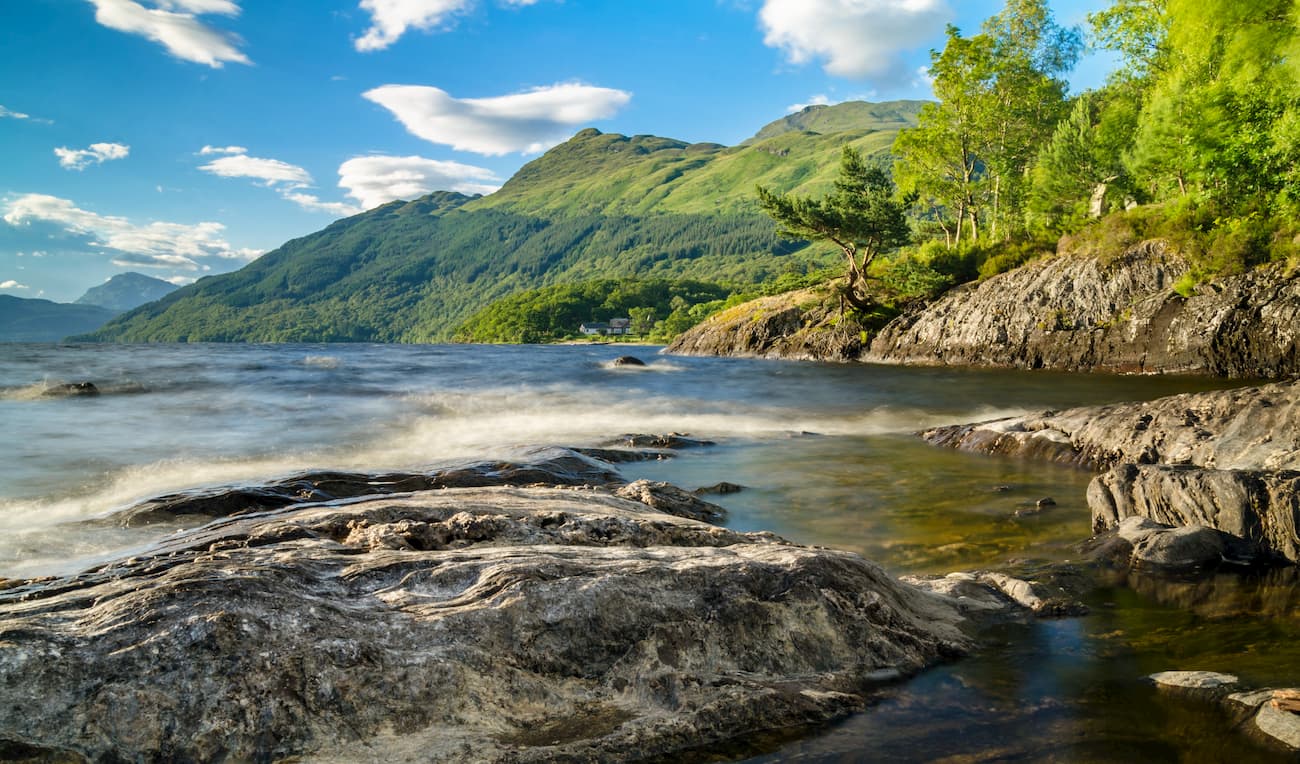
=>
[757,146,911,310]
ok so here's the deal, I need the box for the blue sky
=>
[1,0,1115,302]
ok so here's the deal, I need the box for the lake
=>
[2,342,1295,761]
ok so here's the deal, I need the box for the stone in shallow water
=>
[1149,671,1239,691]
[1255,701,1300,750]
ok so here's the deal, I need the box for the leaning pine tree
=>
[757,146,912,312]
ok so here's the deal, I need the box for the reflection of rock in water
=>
[0,459,968,761]
[1124,566,1300,620]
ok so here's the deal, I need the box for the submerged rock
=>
[611,355,646,366]
[0,486,967,762]
[41,381,99,397]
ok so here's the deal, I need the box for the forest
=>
[889,0,1300,286]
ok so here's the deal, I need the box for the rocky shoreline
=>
[920,379,1300,567]
[0,441,998,763]
[667,241,1300,379]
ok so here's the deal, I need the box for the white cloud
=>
[198,144,247,155]
[54,142,131,170]
[354,0,549,51]
[356,0,472,51]
[338,155,501,209]
[0,280,29,290]
[280,192,363,217]
[163,274,197,285]
[759,0,950,81]
[3,193,259,271]
[364,82,632,155]
[86,0,250,67]
[198,148,363,216]
[786,94,831,113]
[198,153,313,186]
[0,106,30,120]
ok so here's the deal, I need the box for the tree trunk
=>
[1088,182,1109,219]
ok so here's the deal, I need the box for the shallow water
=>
[1,342,1294,760]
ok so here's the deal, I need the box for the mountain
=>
[0,295,116,342]
[80,101,925,344]
[75,272,178,313]
[745,100,929,144]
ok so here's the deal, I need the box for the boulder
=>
[0,486,967,762]
[1089,465,1300,564]
[611,355,646,366]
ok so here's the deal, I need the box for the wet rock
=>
[1089,464,1300,564]
[695,481,744,496]
[0,486,968,763]
[924,379,1300,473]
[1149,671,1239,699]
[112,448,623,528]
[1036,497,1056,508]
[1255,702,1300,750]
[612,355,646,366]
[1086,516,1265,572]
[615,479,727,523]
[903,568,1088,619]
[42,381,99,397]
[608,433,716,450]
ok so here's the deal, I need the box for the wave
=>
[0,379,149,400]
[0,382,1024,579]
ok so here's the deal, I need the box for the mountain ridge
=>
[79,100,925,343]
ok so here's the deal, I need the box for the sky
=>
[1,0,1116,302]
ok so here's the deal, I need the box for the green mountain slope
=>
[75,271,177,313]
[81,101,923,343]
[0,296,116,342]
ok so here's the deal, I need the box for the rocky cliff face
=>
[666,287,870,361]
[0,454,968,763]
[867,245,1300,377]
[922,380,1300,563]
[670,241,1300,378]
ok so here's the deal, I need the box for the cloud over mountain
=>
[363,82,632,155]
[338,155,501,209]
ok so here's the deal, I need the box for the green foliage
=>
[893,0,1080,244]
[452,278,733,344]
[757,146,911,310]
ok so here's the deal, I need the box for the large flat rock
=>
[0,486,967,762]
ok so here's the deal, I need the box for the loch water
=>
[2,342,1297,762]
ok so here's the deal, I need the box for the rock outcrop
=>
[869,244,1300,377]
[666,287,871,361]
[669,241,1300,378]
[922,380,1300,563]
[1089,466,1300,564]
[0,480,968,761]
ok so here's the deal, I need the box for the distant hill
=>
[0,295,116,342]
[79,101,926,343]
[75,272,178,313]
[745,100,928,144]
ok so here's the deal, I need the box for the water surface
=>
[2,342,1293,761]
